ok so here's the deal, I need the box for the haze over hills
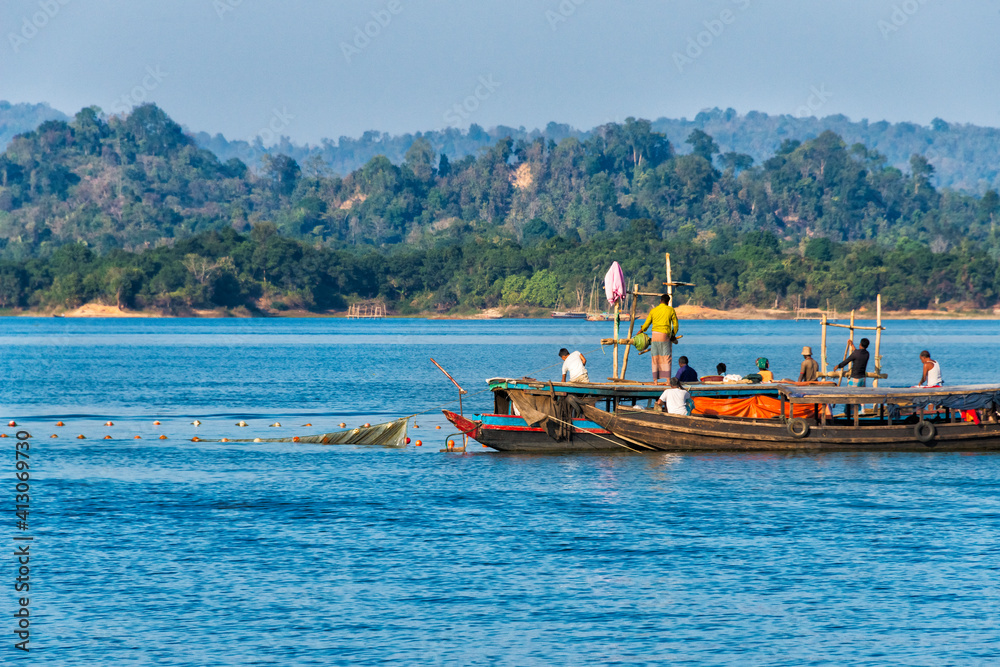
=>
[0,101,70,150]
[194,109,1000,195]
[3,101,999,194]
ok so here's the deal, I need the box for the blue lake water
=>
[3,317,1000,665]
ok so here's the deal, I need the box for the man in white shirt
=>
[655,377,694,415]
[559,348,589,382]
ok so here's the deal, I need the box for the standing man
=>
[559,348,589,383]
[655,377,695,415]
[835,338,870,387]
[638,294,679,382]
[918,350,943,387]
[798,346,819,382]
[834,338,870,419]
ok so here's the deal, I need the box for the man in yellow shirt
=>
[638,294,679,382]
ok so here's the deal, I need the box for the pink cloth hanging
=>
[604,261,626,306]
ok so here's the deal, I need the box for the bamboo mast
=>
[620,283,639,378]
[612,299,620,378]
[665,253,673,300]
[821,314,828,375]
[837,310,856,386]
[874,293,882,388]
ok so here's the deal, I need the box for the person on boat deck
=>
[655,377,694,416]
[834,338,870,387]
[799,346,819,382]
[833,338,870,419]
[674,356,699,383]
[918,350,944,387]
[700,363,727,382]
[755,357,774,383]
[559,348,589,383]
[638,294,679,382]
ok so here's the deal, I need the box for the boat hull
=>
[442,410,631,452]
[582,405,1000,453]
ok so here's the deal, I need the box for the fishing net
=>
[206,417,409,447]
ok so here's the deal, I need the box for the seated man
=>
[674,356,699,383]
[798,347,819,382]
[559,348,589,383]
[700,362,727,382]
[655,377,694,416]
[918,350,943,387]
[755,357,774,383]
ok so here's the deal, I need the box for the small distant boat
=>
[551,311,587,319]
[586,312,631,321]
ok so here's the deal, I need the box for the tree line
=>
[1,219,997,314]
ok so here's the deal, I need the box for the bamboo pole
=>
[612,301,620,378]
[824,323,884,331]
[430,358,468,446]
[620,286,640,378]
[821,314,828,375]
[837,310,856,387]
[874,293,882,388]
[665,253,673,300]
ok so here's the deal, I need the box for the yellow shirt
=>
[639,303,678,336]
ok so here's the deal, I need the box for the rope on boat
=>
[537,413,648,454]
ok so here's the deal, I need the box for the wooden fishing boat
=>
[442,377,793,452]
[580,384,1000,452]
[550,311,588,319]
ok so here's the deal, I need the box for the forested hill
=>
[4,100,999,193]
[1,103,999,315]
[2,104,997,260]
[192,108,1000,194]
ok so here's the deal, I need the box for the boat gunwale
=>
[589,404,1000,447]
[776,382,1000,404]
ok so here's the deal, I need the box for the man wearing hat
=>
[798,346,819,382]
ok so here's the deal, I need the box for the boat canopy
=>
[778,384,1000,411]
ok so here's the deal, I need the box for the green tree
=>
[685,129,720,163]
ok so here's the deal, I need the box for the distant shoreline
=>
[7,302,1000,320]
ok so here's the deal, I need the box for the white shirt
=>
[658,387,691,415]
[925,360,943,386]
[561,351,587,381]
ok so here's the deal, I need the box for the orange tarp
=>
[693,395,817,419]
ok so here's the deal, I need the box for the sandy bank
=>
[61,304,159,318]
[10,302,1000,320]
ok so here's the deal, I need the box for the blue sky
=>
[3,0,998,143]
